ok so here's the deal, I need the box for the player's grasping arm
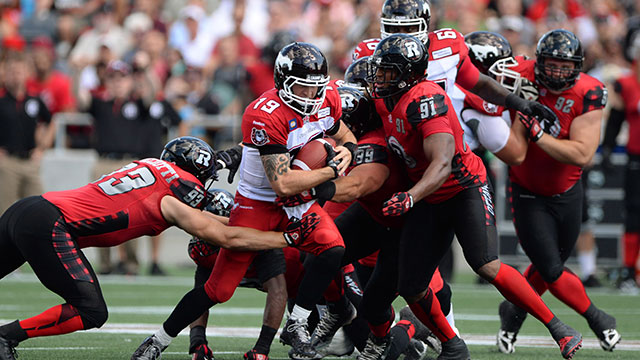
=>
[328,119,357,167]
[330,162,389,202]
[261,152,340,197]
[160,195,318,249]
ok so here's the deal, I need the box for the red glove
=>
[518,113,544,142]
[276,189,317,207]
[283,212,321,247]
[382,192,414,216]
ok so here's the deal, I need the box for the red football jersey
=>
[377,80,486,203]
[613,71,640,155]
[43,159,207,248]
[238,85,342,202]
[426,29,480,93]
[509,59,607,196]
[352,38,380,61]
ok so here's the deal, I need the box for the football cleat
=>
[280,318,320,359]
[244,349,269,360]
[0,335,17,360]
[403,339,427,360]
[496,330,517,354]
[357,333,391,360]
[437,336,470,360]
[131,335,167,360]
[548,320,582,360]
[191,343,215,360]
[311,301,357,351]
[315,328,355,357]
[586,307,621,351]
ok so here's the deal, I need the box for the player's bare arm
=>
[329,119,357,172]
[468,73,511,105]
[535,109,603,167]
[331,162,390,202]
[407,133,455,202]
[160,195,288,250]
[261,152,337,197]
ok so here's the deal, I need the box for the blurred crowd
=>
[0,0,637,149]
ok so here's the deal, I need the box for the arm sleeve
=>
[455,57,481,90]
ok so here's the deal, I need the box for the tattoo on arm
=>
[261,153,291,182]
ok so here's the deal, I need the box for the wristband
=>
[315,181,336,201]
[344,142,358,160]
[505,93,528,113]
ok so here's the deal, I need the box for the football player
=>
[0,137,319,360]
[496,29,621,355]
[133,42,357,360]
[187,189,287,360]
[369,33,583,360]
[379,0,558,151]
[460,31,529,165]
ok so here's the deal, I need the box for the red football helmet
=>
[352,38,381,62]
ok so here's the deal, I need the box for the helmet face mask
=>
[534,29,583,92]
[489,57,521,93]
[366,34,428,99]
[274,42,330,116]
[160,136,217,185]
[380,0,431,45]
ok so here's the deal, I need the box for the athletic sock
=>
[408,289,456,342]
[290,305,312,322]
[385,320,415,360]
[19,304,84,338]
[155,326,174,347]
[253,325,277,354]
[623,232,640,269]
[189,325,207,353]
[491,263,554,324]
[547,268,592,314]
[523,264,548,295]
[369,306,395,338]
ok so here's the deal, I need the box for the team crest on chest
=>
[483,101,498,114]
[251,127,269,146]
[302,116,310,125]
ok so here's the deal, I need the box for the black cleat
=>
[280,318,320,359]
[131,335,167,360]
[357,333,392,360]
[496,300,527,354]
[437,336,470,360]
[586,306,621,351]
[311,301,357,351]
[0,336,17,360]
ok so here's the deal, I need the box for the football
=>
[291,138,337,170]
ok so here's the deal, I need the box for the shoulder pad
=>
[170,179,208,209]
[406,94,449,128]
[582,85,607,114]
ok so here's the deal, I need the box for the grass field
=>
[1,266,639,360]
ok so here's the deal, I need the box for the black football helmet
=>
[344,57,371,96]
[160,136,217,184]
[367,34,428,99]
[380,0,431,45]
[204,188,235,217]
[534,29,583,92]
[338,86,381,139]
[465,31,521,93]
[274,42,330,116]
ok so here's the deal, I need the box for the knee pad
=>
[537,263,564,284]
[72,282,108,329]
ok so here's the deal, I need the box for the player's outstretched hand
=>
[215,145,242,183]
[283,213,321,247]
[382,192,414,217]
[518,113,544,142]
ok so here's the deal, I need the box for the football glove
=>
[518,113,544,142]
[324,143,341,179]
[283,212,321,247]
[382,192,414,217]
[215,145,242,183]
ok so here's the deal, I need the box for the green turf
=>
[1,269,639,359]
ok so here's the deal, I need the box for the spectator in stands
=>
[169,4,215,69]
[26,36,76,114]
[69,3,132,68]
[74,59,154,275]
[140,30,170,86]
[131,0,168,34]
[18,0,58,42]
[0,51,54,213]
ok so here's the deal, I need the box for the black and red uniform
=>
[377,77,564,343]
[508,59,607,292]
[0,159,207,341]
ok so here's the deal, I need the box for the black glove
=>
[275,181,336,207]
[518,113,544,142]
[324,143,341,179]
[215,145,242,183]
[283,212,321,247]
[506,93,557,123]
